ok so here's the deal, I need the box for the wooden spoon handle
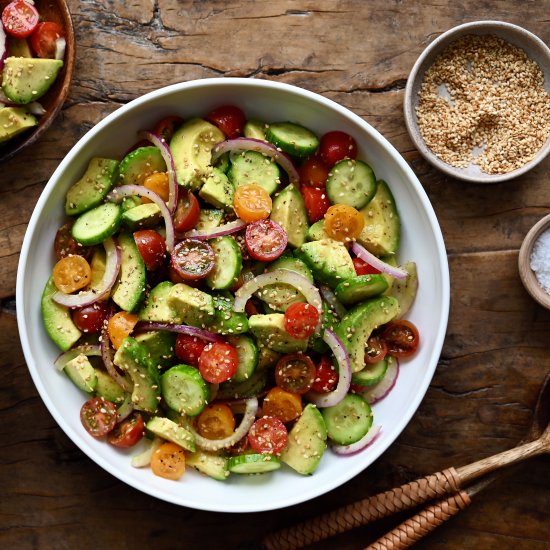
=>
[262,468,461,550]
[365,491,471,550]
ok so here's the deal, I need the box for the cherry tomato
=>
[173,191,201,233]
[142,172,170,204]
[299,156,330,187]
[381,320,420,358]
[54,222,93,261]
[80,397,118,437]
[198,342,239,384]
[52,255,92,294]
[134,230,166,271]
[234,184,272,223]
[324,204,365,242]
[300,186,331,223]
[284,302,320,339]
[174,333,206,366]
[206,105,246,139]
[29,21,65,58]
[107,311,139,349]
[171,239,215,281]
[196,403,236,440]
[107,412,145,448]
[319,130,358,167]
[153,115,184,142]
[2,0,39,39]
[365,335,388,364]
[151,442,186,480]
[311,355,339,393]
[247,415,288,455]
[275,353,316,394]
[353,257,381,275]
[262,387,303,423]
[245,219,287,262]
[72,302,109,334]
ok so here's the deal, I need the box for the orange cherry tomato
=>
[107,311,139,349]
[142,172,170,203]
[262,387,303,423]
[324,204,365,242]
[196,403,236,440]
[233,184,272,222]
[52,255,92,293]
[150,442,186,480]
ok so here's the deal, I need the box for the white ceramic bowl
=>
[16,78,450,512]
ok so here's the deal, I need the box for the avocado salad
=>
[42,104,420,482]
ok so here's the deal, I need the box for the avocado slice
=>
[63,354,97,393]
[198,167,235,210]
[306,219,330,242]
[121,203,162,230]
[134,330,176,370]
[270,184,308,248]
[138,281,182,324]
[94,369,129,404]
[168,283,215,327]
[383,260,418,318]
[334,274,389,305]
[146,416,196,452]
[186,450,229,481]
[248,313,308,353]
[206,294,248,335]
[0,106,37,142]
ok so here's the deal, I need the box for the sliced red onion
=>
[55,37,66,60]
[139,130,179,214]
[332,425,382,456]
[54,344,101,371]
[107,185,175,251]
[360,357,399,404]
[188,397,258,451]
[319,284,346,319]
[135,321,224,343]
[52,237,121,308]
[352,242,408,280]
[0,21,6,72]
[27,102,46,116]
[131,436,163,468]
[211,138,299,186]
[306,329,352,408]
[184,219,246,240]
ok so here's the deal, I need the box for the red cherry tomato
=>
[198,342,239,383]
[2,0,39,39]
[171,239,215,281]
[352,257,381,275]
[311,355,339,393]
[173,191,201,234]
[381,320,420,358]
[175,333,206,367]
[80,397,118,437]
[107,412,145,448]
[319,130,358,167]
[247,415,288,455]
[298,156,330,188]
[29,21,65,58]
[275,353,316,394]
[245,219,288,262]
[300,186,331,223]
[72,302,109,334]
[364,335,388,364]
[284,302,320,339]
[54,222,93,261]
[206,105,246,139]
[152,115,184,142]
[134,230,166,271]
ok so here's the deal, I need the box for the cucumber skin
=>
[265,122,320,158]
[161,364,209,417]
[326,159,377,210]
[321,394,373,445]
[71,202,122,246]
[206,236,242,290]
[227,454,281,474]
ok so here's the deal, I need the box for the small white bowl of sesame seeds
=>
[404,21,550,183]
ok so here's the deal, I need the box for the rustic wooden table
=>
[1,1,549,548]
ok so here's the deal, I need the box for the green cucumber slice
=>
[206,236,242,290]
[228,150,281,195]
[71,202,122,246]
[326,159,377,210]
[265,121,320,158]
[227,453,281,474]
[334,274,389,305]
[321,393,373,445]
[118,146,166,186]
[351,359,388,386]
[227,334,259,383]
[161,364,210,416]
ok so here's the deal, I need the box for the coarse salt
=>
[530,228,550,294]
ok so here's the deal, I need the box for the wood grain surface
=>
[1,1,549,549]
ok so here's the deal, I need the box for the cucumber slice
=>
[227,453,281,474]
[228,150,281,195]
[118,146,166,186]
[265,122,320,158]
[351,359,388,386]
[326,159,377,210]
[334,274,389,305]
[71,202,122,246]
[228,334,259,383]
[321,393,373,445]
[161,364,210,416]
[206,236,242,290]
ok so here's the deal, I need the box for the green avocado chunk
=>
[168,283,215,327]
[270,184,308,248]
[0,106,37,143]
[199,167,235,210]
[248,313,308,353]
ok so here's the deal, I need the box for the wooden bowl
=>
[518,213,550,310]
[0,0,75,162]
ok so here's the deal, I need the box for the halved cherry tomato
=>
[284,302,320,339]
[262,387,303,423]
[175,333,206,366]
[324,204,365,242]
[54,222,93,261]
[134,230,166,271]
[300,185,331,223]
[153,115,184,142]
[29,21,64,58]
[319,130,358,167]
[234,184,272,223]
[80,397,117,437]
[198,342,239,383]
[2,1,39,39]
[72,302,109,334]
[107,412,145,448]
[244,219,287,262]
[365,334,388,364]
[311,355,339,393]
[107,311,139,349]
[299,156,330,188]
[196,403,236,439]
[142,172,170,204]
[52,255,92,293]
[381,320,420,358]
[275,353,316,394]
[353,257,381,275]
[151,442,186,480]
[206,105,246,139]
[171,239,215,281]
[247,415,288,455]
[173,191,201,233]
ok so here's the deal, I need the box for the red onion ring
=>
[319,284,347,319]
[52,237,121,308]
[134,321,224,343]
[184,219,246,240]
[211,138,299,186]
[331,425,382,456]
[0,21,6,72]
[351,242,408,280]
[360,357,399,404]
[131,436,163,468]
[54,344,101,371]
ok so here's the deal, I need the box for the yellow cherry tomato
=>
[196,403,236,440]
[324,204,365,242]
[233,184,272,222]
[151,442,186,480]
[52,255,92,293]
[107,311,139,349]
[262,387,303,423]
[142,172,170,203]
